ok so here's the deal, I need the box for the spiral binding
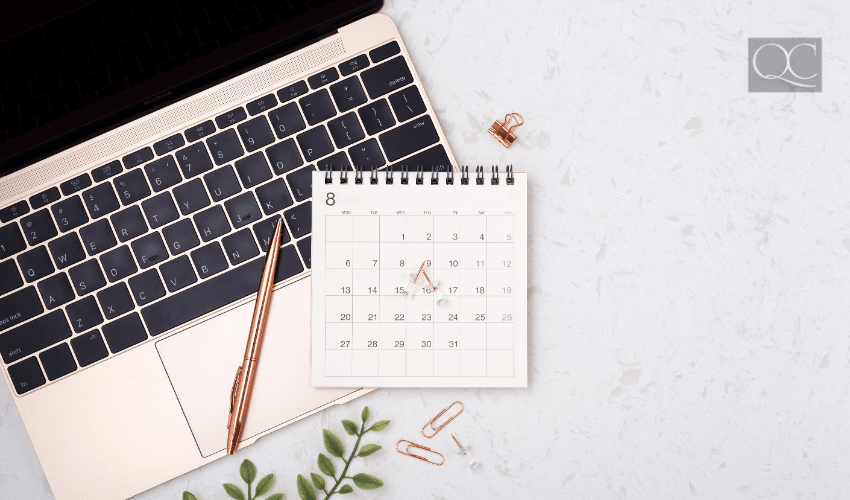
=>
[322,165,516,185]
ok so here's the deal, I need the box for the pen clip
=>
[228,365,242,429]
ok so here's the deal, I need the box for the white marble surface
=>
[4,0,850,498]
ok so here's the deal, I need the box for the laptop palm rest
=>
[156,277,361,457]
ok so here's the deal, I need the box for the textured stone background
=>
[3,0,850,498]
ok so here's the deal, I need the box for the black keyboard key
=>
[191,241,228,279]
[100,246,137,283]
[38,273,75,309]
[8,357,46,394]
[17,246,54,283]
[193,205,231,241]
[379,115,439,162]
[237,116,275,152]
[299,89,336,126]
[361,56,413,100]
[327,112,365,148]
[51,196,89,233]
[222,229,259,266]
[253,215,291,252]
[389,144,452,172]
[79,219,117,256]
[162,219,199,256]
[48,233,85,270]
[256,179,293,215]
[330,77,367,113]
[141,193,179,229]
[267,102,305,139]
[266,139,303,175]
[284,201,311,239]
[358,99,395,135]
[66,296,104,333]
[97,282,134,320]
[131,232,169,269]
[40,343,77,381]
[389,85,426,122]
[246,93,277,115]
[103,313,148,353]
[204,166,241,203]
[172,179,210,216]
[176,142,215,178]
[153,134,186,156]
[286,166,314,202]
[206,129,244,165]
[30,187,61,210]
[60,174,92,196]
[349,138,386,170]
[308,67,339,89]
[128,269,165,306]
[184,120,216,142]
[317,152,352,172]
[0,287,43,334]
[20,210,57,246]
[69,259,106,296]
[297,236,311,269]
[122,147,154,169]
[297,126,333,162]
[92,160,123,182]
[234,153,272,188]
[160,255,197,293]
[71,330,108,367]
[114,169,152,206]
[339,54,369,76]
[111,206,148,242]
[141,246,302,336]
[0,260,22,295]
[0,201,29,223]
[369,41,400,63]
[224,192,262,229]
[144,155,183,192]
[216,107,247,128]
[82,183,120,219]
[277,80,308,103]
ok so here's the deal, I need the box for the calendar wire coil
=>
[322,166,516,185]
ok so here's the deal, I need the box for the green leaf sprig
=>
[183,459,283,500]
[296,406,390,500]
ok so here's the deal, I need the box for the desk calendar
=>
[311,169,527,387]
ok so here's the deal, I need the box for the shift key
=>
[0,310,71,364]
[379,115,439,162]
[0,287,44,333]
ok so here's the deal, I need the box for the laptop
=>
[0,1,458,498]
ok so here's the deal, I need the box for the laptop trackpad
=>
[156,278,358,457]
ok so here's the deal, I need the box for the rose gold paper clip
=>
[422,401,464,438]
[488,113,524,148]
[396,440,445,466]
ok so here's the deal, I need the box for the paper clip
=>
[396,440,445,466]
[370,168,379,184]
[488,112,524,148]
[422,401,464,438]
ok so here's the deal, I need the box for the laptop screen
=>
[0,0,382,175]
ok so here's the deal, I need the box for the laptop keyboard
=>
[0,41,454,395]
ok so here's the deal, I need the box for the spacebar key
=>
[142,259,265,336]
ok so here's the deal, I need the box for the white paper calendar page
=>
[310,171,527,388]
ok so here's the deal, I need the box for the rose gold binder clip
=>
[396,440,445,466]
[488,113,524,148]
[422,401,464,438]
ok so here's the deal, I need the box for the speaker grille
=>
[1,37,346,204]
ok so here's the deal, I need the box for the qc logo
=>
[748,38,821,92]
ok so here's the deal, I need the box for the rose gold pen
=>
[226,219,283,454]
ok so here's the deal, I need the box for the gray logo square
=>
[748,38,821,92]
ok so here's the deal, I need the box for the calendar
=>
[311,169,527,387]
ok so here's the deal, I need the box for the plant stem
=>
[324,422,366,499]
